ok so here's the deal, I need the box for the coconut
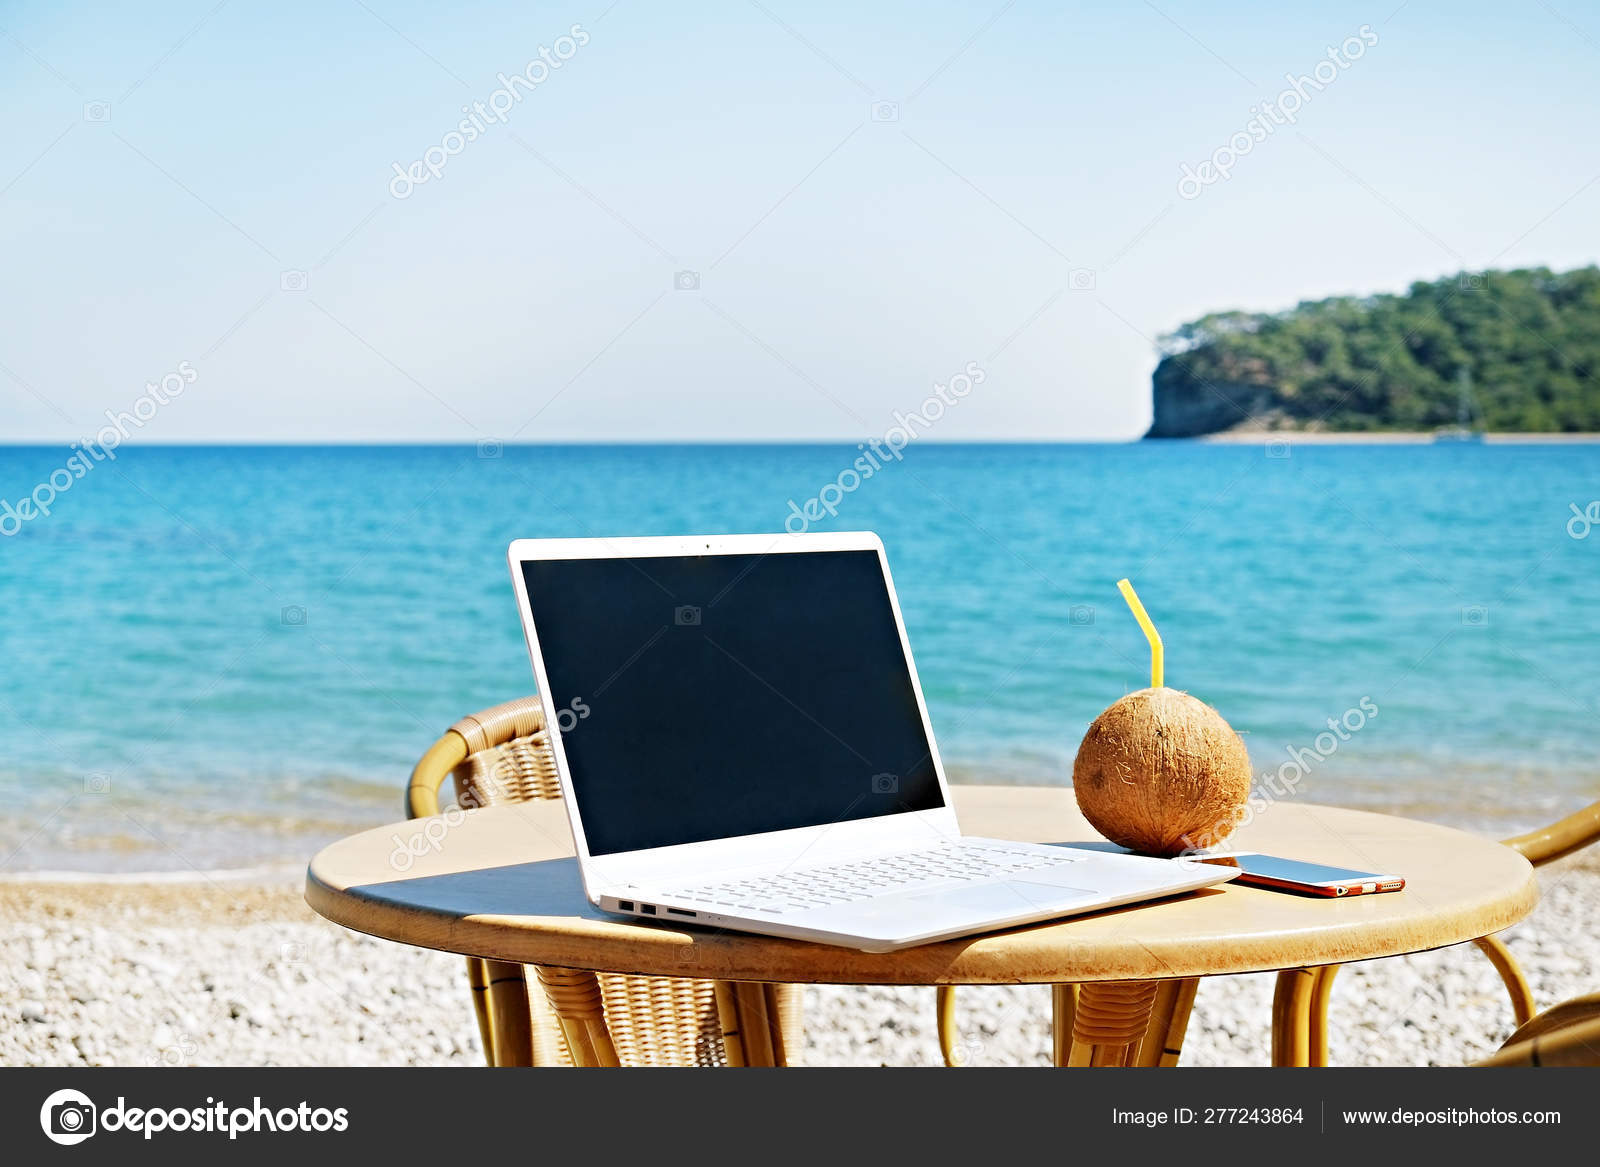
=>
[1072,686,1251,857]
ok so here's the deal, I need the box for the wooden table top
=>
[305,787,1538,985]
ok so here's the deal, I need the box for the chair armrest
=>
[1499,993,1600,1049]
[1502,799,1600,866]
[406,731,468,819]
[1478,1013,1600,1067]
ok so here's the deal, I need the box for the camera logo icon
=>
[1265,439,1292,459]
[1459,272,1487,290]
[871,772,899,794]
[1068,604,1095,626]
[674,270,700,291]
[281,605,307,626]
[83,101,111,123]
[41,1089,97,1145]
[1068,267,1096,291]
[83,773,111,794]
[477,438,504,459]
[280,269,308,292]
[674,605,701,626]
[870,100,900,122]
[1462,605,1488,627]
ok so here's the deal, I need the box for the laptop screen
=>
[519,549,946,856]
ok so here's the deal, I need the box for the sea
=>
[1,442,1596,873]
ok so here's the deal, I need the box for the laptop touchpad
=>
[1011,861,1115,889]
[904,882,1095,912]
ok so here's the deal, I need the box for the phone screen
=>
[1224,854,1385,884]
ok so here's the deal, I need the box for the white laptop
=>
[508,531,1235,953]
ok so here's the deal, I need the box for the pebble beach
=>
[4,843,1594,1068]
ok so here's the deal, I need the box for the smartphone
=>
[1199,852,1405,897]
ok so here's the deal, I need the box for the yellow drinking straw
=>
[1116,578,1164,688]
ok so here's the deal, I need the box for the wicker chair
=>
[1303,798,1600,1066]
[407,695,805,1066]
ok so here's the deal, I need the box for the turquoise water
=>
[1,443,1596,871]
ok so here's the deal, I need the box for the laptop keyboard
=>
[662,841,1087,916]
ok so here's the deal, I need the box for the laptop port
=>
[618,900,634,912]
[641,904,657,915]
[667,908,697,917]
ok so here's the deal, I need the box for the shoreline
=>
[0,863,306,886]
[1196,430,1600,444]
[3,832,1592,887]
[0,780,1583,881]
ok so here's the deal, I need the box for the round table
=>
[306,786,1537,1066]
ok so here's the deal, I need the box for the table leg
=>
[1308,965,1341,1067]
[1135,978,1200,1067]
[483,959,534,1067]
[713,981,791,1066]
[534,966,620,1067]
[1055,979,1198,1067]
[466,957,496,1065]
[1051,984,1078,1066]
[1071,980,1162,1067]
[1272,967,1316,1067]
[936,986,960,1066]
[1473,934,1536,1027]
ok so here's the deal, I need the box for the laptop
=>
[508,531,1235,952]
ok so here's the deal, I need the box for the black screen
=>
[520,549,945,855]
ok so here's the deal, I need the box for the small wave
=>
[0,862,303,886]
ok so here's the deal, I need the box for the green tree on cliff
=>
[1151,266,1600,433]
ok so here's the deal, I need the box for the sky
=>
[1,1,1596,442]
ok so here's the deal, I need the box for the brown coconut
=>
[1072,687,1251,856]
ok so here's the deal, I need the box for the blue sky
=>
[2,0,1596,441]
